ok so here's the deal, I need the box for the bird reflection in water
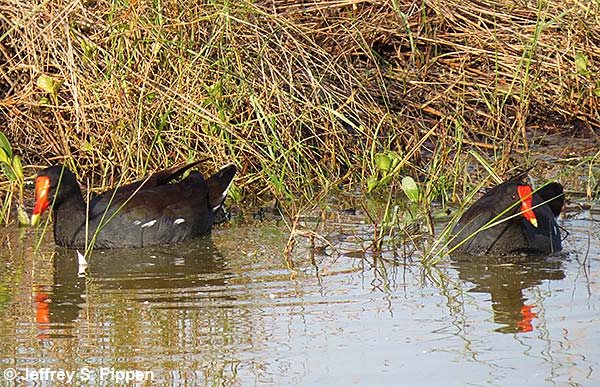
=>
[33,236,229,339]
[451,254,565,333]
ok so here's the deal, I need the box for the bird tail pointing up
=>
[207,164,236,212]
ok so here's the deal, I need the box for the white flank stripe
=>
[141,219,157,228]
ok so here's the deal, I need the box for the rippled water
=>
[0,202,599,386]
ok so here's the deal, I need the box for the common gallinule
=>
[449,173,564,256]
[31,161,236,248]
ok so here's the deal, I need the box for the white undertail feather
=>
[211,163,236,212]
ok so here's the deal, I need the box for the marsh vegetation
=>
[0,0,598,256]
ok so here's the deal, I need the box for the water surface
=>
[0,203,598,386]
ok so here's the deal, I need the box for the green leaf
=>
[0,147,9,165]
[401,176,419,203]
[80,38,96,58]
[12,155,23,181]
[37,74,63,95]
[374,153,391,173]
[1,162,16,181]
[575,53,589,76]
[0,131,12,159]
[431,208,453,220]
[386,151,402,170]
[82,140,94,153]
[367,175,379,192]
[37,74,55,93]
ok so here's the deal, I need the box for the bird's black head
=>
[31,165,80,225]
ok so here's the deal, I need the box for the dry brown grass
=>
[0,0,598,203]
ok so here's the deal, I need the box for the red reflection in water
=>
[517,304,537,332]
[34,293,50,339]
